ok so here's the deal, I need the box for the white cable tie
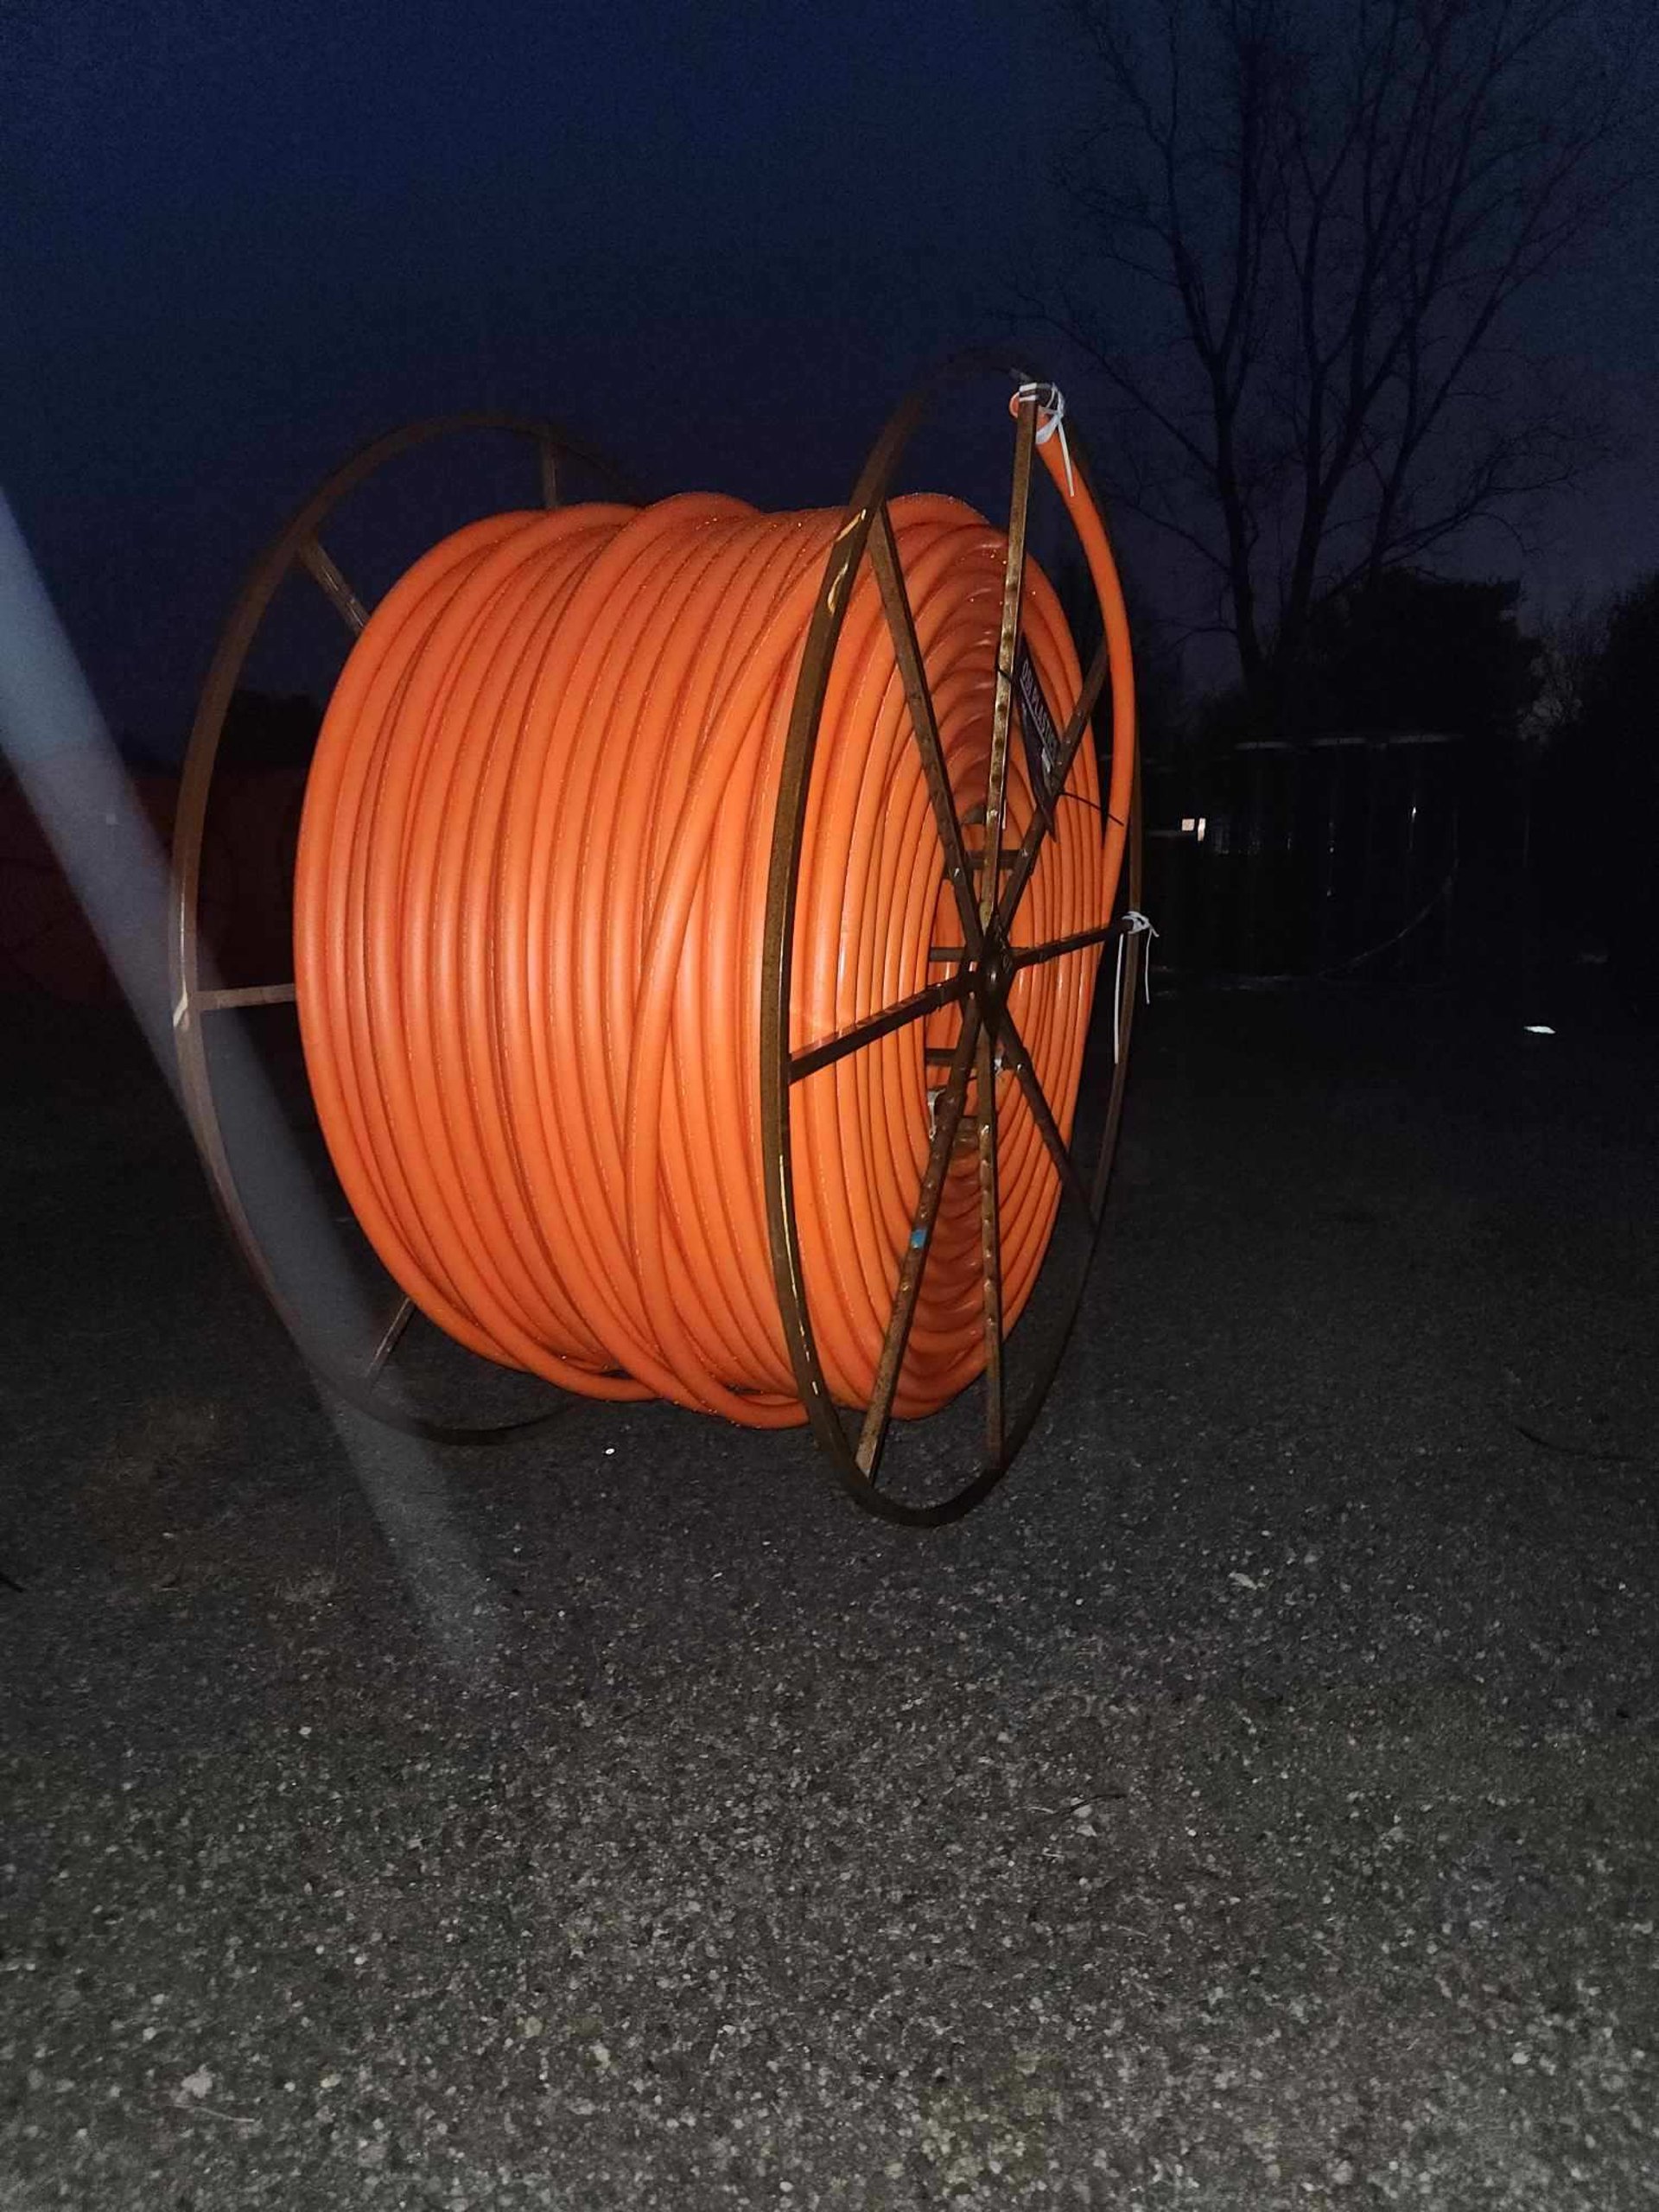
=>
[1013,380,1076,498]
[1123,908,1158,999]
[1112,910,1158,1063]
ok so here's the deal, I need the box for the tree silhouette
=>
[1049,0,1641,724]
[1300,569,1537,741]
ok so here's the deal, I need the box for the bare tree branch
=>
[1051,0,1649,721]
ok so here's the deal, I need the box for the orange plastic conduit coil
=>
[293,431,1133,1427]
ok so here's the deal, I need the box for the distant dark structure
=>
[1149,732,1464,986]
[1534,575,1659,1017]
[1145,572,1537,994]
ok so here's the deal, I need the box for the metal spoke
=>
[994,1006,1094,1221]
[982,399,1039,929]
[1012,915,1126,974]
[975,1023,1005,1468]
[789,975,964,1084]
[855,1006,982,1479]
[995,632,1112,934]
[537,439,560,509]
[868,504,982,951]
[365,1295,415,1384]
[298,536,369,635]
[192,982,299,1011]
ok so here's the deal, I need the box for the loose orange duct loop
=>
[294,444,1125,1427]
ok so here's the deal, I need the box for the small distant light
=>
[1179,816,1208,840]
[1523,1023,1555,1036]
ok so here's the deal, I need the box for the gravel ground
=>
[3,985,1658,2210]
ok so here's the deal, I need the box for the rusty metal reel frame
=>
[760,353,1145,1526]
[168,412,634,1442]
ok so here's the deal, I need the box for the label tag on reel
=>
[1014,634,1063,831]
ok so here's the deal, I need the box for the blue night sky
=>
[5,0,1657,750]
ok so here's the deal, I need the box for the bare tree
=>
[1523,588,1609,750]
[1046,0,1643,723]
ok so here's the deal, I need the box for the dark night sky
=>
[5,0,1657,751]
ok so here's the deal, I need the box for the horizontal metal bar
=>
[789,975,963,1084]
[193,982,299,1011]
[1013,925,1132,977]
[1011,917,1127,973]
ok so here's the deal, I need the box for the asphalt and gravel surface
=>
[3,985,1658,2209]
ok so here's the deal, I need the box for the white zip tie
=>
[1113,909,1157,1064]
[1014,381,1076,498]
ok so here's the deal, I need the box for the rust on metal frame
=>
[168,414,632,1442]
[981,397,1038,933]
[760,352,1142,1525]
[974,1021,1005,1465]
[854,1006,982,1480]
